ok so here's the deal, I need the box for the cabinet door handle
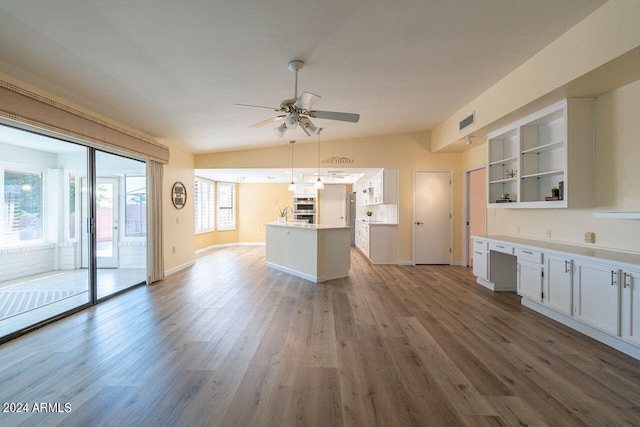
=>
[565,260,570,273]
[522,250,534,255]
[496,245,504,249]
[611,270,617,286]
[475,251,483,255]
[624,272,630,289]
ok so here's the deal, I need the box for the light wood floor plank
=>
[1,246,639,426]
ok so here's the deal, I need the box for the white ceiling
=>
[0,0,606,154]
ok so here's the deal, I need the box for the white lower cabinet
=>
[545,255,573,316]
[517,259,543,302]
[621,268,640,346]
[574,260,620,336]
[472,249,488,281]
[471,235,640,360]
[355,221,397,264]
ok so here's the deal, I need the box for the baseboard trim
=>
[397,261,414,266]
[265,261,320,283]
[196,242,265,255]
[164,261,195,277]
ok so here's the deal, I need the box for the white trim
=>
[196,241,265,255]
[164,260,195,277]
[521,298,640,361]
[265,261,324,283]
[397,260,414,266]
[463,165,486,268]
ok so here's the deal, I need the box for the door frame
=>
[412,169,453,266]
[463,165,486,267]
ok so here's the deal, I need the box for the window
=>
[216,182,236,230]
[195,177,215,233]
[3,169,43,243]
[125,175,146,237]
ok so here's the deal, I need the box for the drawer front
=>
[516,248,543,264]
[489,242,514,255]
[473,239,488,251]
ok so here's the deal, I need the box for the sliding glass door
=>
[0,123,148,342]
[0,125,90,339]
[95,151,146,300]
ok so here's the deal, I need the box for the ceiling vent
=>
[459,112,475,131]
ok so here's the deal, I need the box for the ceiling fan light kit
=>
[239,60,360,138]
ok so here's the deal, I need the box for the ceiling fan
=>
[236,60,360,137]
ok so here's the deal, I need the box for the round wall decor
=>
[171,181,187,209]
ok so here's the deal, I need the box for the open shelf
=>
[521,140,564,155]
[490,177,518,184]
[521,169,564,180]
[489,156,518,166]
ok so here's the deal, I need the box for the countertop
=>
[356,219,398,226]
[473,234,640,267]
[265,221,351,230]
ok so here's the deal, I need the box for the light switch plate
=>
[584,232,595,243]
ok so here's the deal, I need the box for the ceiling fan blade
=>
[249,115,286,128]
[235,103,280,111]
[294,91,321,111]
[308,110,360,123]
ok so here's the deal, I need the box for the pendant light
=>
[287,140,297,192]
[314,128,324,190]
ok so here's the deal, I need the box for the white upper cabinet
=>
[486,98,594,208]
[364,169,397,205]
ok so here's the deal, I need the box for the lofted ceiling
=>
[0,0,606,154]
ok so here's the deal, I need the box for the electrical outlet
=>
[584,232,595,244]
[546,229,552,238]
[172,245,176,254]
[515,225,520,234]
[492,218,496,226]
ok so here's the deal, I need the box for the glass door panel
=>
[0,124,90,340]
[95,151,146,299]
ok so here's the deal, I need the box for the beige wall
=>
[161,141,196,272]
[490,80,640,253]
[196,132,469,264]
[238,183,292,243]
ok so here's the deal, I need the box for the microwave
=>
[294,197,316,213]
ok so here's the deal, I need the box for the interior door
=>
[414,171,451,264]
[320,184,347,226]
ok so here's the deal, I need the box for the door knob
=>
[415,221,424,225]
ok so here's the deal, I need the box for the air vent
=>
[459,112,475,131]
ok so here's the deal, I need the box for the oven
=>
[294,213,315,224]
[293,197,316,213]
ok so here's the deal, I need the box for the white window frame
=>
[216,181,236,231]
[195,177,215,233]
[1,163,46,247]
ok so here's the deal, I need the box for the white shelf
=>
[489,156,518,166]
[593,212,640,219]
[521,169,564,180]
[521,140,564,155]
[489,177,518,184]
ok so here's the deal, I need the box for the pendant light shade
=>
[315,128,324,189]
[288,140,297,192]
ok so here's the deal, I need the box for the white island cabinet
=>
[471,235,640,360]
[265,222,351,283]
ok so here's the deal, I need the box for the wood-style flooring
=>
[0,246,639,426]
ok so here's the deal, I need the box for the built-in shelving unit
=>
[486,98,594,209]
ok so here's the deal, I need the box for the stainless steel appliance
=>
[293,197,316,213]
[294,196,317,223]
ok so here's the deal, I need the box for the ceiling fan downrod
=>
[288,60,304,100]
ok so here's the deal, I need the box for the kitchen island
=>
[265,221,351,283]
